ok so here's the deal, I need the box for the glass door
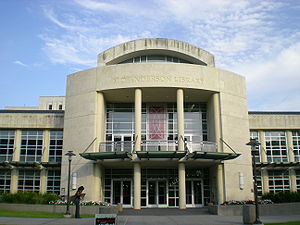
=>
[186,179,203,207]
[112,180,132,206]
[147,180,168,207]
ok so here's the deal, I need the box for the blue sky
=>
[1,0,300,110]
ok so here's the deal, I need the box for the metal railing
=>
[99,140,217,153]
[185,141,217,152]
[141,140,177,152]
[100,141,134,152]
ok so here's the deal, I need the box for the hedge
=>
[262,191,300,203]
[0,191,60,204]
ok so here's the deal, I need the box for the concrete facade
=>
[0,38,300,209]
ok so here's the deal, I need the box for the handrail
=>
[99,140,217,153]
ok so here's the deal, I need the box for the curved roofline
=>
[97,38,215,67]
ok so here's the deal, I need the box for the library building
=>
[0,38,300,209]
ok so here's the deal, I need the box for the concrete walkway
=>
[0,208,300,225]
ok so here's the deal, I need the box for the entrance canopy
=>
[80,151,239,161]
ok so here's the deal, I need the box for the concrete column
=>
[135,89,142,152]
[178,162,186,209]
[259,130,267,163]
[12,130,21,161]
[261,169,269,194]
[96,92,106,152]
[177,89,184,151]
[212,93,222,152]
[287,131,295,163]
[93,163,103,201]
[39,169,47,194]
[133,163,141,209]
[290,169,297,192]
[216,164,224,204]
[10,168,18,193]
[42,130,50,162]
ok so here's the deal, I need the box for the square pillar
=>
[177,89,184,151]
[96,92,106,152]
[261,169,269,194]
[39,168,47,194]
[12,130,21,161]
[290,169,297,192]
[133,163,141,209]
[287,131,295,163]
[178,162,186,209]
[259,131,267,163]
[42,130,50,162]
[10,168,18,193]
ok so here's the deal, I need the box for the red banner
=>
[149,107,164,139]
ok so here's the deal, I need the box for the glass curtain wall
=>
[292,131,300,162]
[105,103,207,152]
[20,130,43,162]
[265,131,288,162]
[49,130,63,162]
[0,130,15,162]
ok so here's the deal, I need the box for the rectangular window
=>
[18,169,40,192]
[250,131,260,162]
[58,104,63,110]
[265,131,288,162]
[292,131,300,162]
[0,169,11,192]
[47,170,61,194]
[20,130,43,162]
[296,170,300,191]
[0,130,15,162]
[49,130,63,162]
[268,170,290,193]
[48,104,53,110]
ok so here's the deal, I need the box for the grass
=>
[265,222,300,225]
[0,209,93,218]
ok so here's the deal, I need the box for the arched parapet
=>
[97,38,215,67]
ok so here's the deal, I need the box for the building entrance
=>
[147,180,167,207]
[186,179,204,207]
[112,180,132,206]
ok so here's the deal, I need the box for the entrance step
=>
[119,207,210,216]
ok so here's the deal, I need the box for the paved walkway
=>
[0,208,300,225]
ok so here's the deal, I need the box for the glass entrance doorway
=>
[147,180,167,207]
[112,180,132,206]
[186,179,203,206]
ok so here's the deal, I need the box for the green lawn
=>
[0,209,93,218]
[266,222,300,225]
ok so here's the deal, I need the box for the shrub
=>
[0,191,60,204]
[262,191,300,203]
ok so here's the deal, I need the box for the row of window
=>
[105,103,207,144]
[0,169,60,194]
[250,131,300,163]
[256,169,300,196]
[0,130,63,163]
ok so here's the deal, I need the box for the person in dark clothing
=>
[74,186,85,218]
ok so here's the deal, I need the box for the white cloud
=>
[13,60,28,67]
[233,41,300,110]
[38,0,300,110]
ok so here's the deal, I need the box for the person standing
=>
[74,186,85,218]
